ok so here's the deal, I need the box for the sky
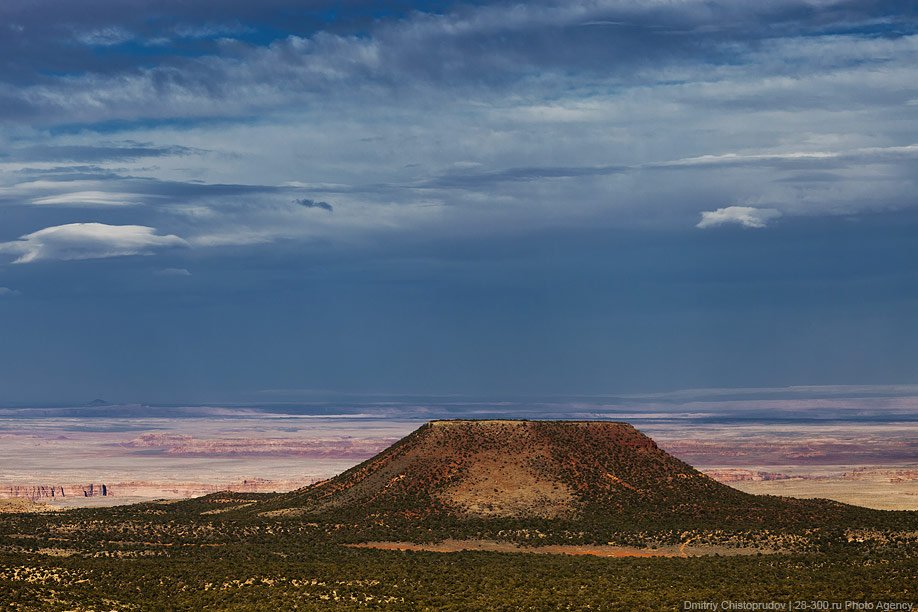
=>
[0,0,916,404]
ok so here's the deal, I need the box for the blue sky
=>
[0,0,916,403]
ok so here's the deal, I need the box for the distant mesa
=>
[87,398,112,407]
[252,420,889,532]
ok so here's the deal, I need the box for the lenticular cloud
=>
[0,223,187,263]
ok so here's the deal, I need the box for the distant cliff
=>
[4,483,108,501]
[2,478,318,503]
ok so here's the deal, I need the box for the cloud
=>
[0,174,294,213]
[0,223,187,263]
[4,0,913,125]
[0,0,915,252]
[651,144,918,171]
[696,206,782,229]
[31,191,145,207]
[11,142,200,163]
[76,26,133,47]
[294,198,333,212]
[173,22,253,40]
[0,287,21,297]
[422,163,627,189]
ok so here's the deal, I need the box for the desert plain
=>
[2,390,915,511]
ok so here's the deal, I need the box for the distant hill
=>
[252,420,909,536]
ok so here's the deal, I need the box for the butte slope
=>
[250,420,907,534]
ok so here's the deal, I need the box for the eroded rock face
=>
[704,469,795,482]
[4,484,108,501]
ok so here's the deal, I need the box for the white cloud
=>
[696,206,782,229]
[0,223,187,263]
[0,287,21,297]
[654,144,918,170]
[31,191,145,207]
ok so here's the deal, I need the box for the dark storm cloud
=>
[124,178,290,199]
[294,198,333,212]
[3,213,917,402]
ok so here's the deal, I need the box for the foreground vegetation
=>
[0,494,915,610]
